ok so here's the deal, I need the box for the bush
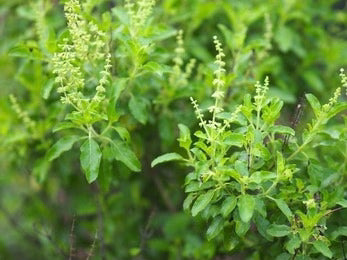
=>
[0,0,346,259]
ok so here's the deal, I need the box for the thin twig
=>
[87,230,98,260]
[97,186,106,260]
[69,215,76,260]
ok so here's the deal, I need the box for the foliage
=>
[0,0,346,259]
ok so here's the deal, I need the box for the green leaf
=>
[238,194,255,223]
[313,240,332,258]
[80,138,102,183]
[43,26,57,53]
[277,151,285,174]
[235,160,249,177]
[46,135,80,161]
[303,71,324,92]
[113,126,131,143]
[235,220,250,237]
[129,95,149,124]
[178,124,192,151]
[326,102,347,120]
[183,193,195,211]
[268,125,295,136]
[285,235,301,254]
[8,44,44,60]
[151,153,183,168]
[274,199,293,220]
[221,195,237,217]
[142,61,170,77]
[254,214,273,241]
[305,94,321,117]
[250,171,276,184]
[33,158,50,183]
[337,199,347,208]
[206,216,224,240]
[223,133,244,147]
[111,140,141,172]
[191,190,215,217]
[107,78,127,122]
[52,122,79,133]
[331,227,347,240]
[42,78,54,100]
[267,224,291,237]
[275,25,294,52]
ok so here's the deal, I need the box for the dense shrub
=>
[0,0,346,259]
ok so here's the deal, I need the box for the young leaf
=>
[313,240,332,259]
[305,93,321,117]
[191,190,215,217]
[267,224,291,237]
[80,138,102,183]
[178,124,192,151]
[221,195,237,217]
[277,151,285,174]
[237,194,255,223]
[46,135,80,161]
[111,140,141,172]
[151,153,183,168]
[206,216,224,240]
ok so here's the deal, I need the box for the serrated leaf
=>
[238,194,255,223]
[151,153,183,168]
[80,138,102,183]
[221,195,237,217]
[267,224,291,237]
[46,135,80,161]
[313,240,332,258]
[111,140,141,172]
[191,190,215,217]
[206,216,224,240]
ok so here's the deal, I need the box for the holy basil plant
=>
[152,37,347,259]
